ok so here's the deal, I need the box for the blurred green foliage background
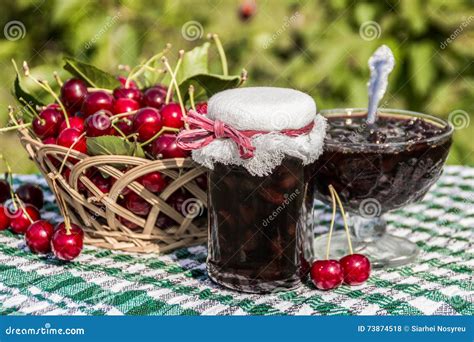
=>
[0,0,473,173]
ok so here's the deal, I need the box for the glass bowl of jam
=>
[306,108,453,268]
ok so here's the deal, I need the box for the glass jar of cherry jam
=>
[207,157,305,292]
[179,87,326,293]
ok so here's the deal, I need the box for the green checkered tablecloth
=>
[0,166,472,316]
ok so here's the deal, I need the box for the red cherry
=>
[16,183,44,210]
[151,134,189,159]
[113,87,142,102]
[118,216,140,230]
[59,116,85,133]
[116,76,137,88]
[139,172,168,193]
[42,137,56,144]
[0,205,11,230]
[81,91,114,117]
[25,220,54,254]
[133,107,162,142]
[340,254,371,285]
[60,78,88,113]
[46,103,61,111]
[161,103,184,129]
[239,0,256,21]
[87,173,111,196]
[310,260,344,290]
[194,174,207,190]
[157,213,174,229]
[9,205,41,234]
[85,110,113,137]
[113,98,139,114]
[124,192,151,216]
[32,108,63,138]
[51,222,84,261]
[57,128,87,153]
[142,85,168,109]
[0,179,11,203]
[195,102,208,114]
[168,191,189,214]
[63,168,87,194]
[113,117,134,136]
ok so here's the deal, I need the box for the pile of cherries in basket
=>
[0,180,83,261]
[31,77,208,229]
[35,76,207,157]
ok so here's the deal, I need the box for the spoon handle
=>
[367,45,395,125]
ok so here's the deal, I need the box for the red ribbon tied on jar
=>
[176,110,315,159]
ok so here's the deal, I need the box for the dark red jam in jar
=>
[179,87,326,293]
[207,157,305,293]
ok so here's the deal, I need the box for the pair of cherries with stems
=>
[27,139,85,261]
[0,155,41,234]
[310,185,371,290]
[0,153,83,260]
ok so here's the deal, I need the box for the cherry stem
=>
[20,98,40,119]
[126,44,171,88]
[53,71,63,87]
[50,176,71,234]
[139,126,180,147]
[57,132,86,176]
[49,135,81,236]
[326,185,337,260]
[110,110,139,121]
[238,69,248,87]
[11,61,39,120]
[7,106,20,126]
[87,87,113,93]
[0,122,32,132]
[111,121,128,139]
[22,61,70,128]
[330,185,353,255]
[188,85,196,111]
[0,154,17,211]
[15,194,33,223]
[118,64,130,72]
[163,51,183,105]
[209,33,228,76]
[162,52,188,129]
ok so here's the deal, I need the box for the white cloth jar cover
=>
[191,87,327,176]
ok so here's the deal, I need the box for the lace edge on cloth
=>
[191,115,327,176]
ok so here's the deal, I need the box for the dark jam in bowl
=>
[307,113,452,213]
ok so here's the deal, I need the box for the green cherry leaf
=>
[63,57,121,89]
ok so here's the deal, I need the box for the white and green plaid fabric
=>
[0,166,472,316]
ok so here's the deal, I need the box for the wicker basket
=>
[18,128,208,254]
